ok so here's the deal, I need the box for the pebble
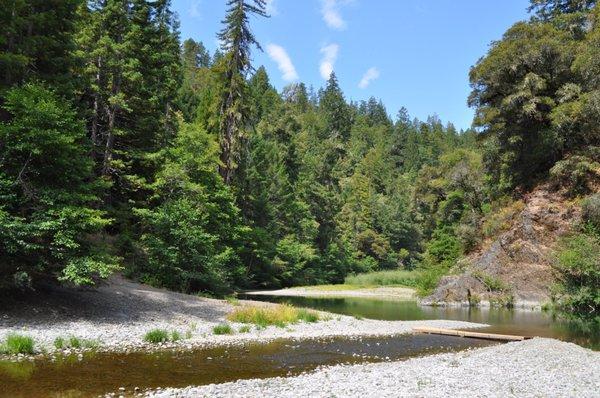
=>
[144,339,600,398]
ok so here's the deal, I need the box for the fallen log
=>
[413,327,532,342]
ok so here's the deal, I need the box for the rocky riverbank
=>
[143,338,600,398]
[0,275,484,360]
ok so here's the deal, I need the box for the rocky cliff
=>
[422,185,580,307]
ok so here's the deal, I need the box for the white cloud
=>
[265,0,278,16]
[321,0,350,30]
[189,0,201,19]
[266,44,299,82]
[319,43,339,80]
[358,67,380,89]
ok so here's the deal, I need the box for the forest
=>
[0,0,598,318]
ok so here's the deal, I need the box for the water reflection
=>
[242,295,600,350]
[1,334,494,398]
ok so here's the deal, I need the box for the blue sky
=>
[174,0,531,130]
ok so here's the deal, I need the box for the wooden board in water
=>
[413,327,532,342]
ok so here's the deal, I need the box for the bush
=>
[482,200,525,238]
[1,334,35,355]
[415,267,447,297]
[344,269,420,287]
[554,231,600,317]
[212,324,234,335]
[0,84,119,288]
[143,329,169,344]
[582,194,600,229]
[227,304,320,328]
[550,153,600,196]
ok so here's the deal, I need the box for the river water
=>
[242,294,600,350]
[2,295,597,397]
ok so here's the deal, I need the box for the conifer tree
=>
[217,0,268,184]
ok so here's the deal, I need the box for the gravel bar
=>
[146,338,600,398]
[0,275,485,357]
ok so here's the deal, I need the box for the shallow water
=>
[242,295,600,350]
[0,334,495,398]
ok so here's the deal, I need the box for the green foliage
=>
[344,270,421,287]
[238,325,251,333]
[415,267,448,297]
[170,331,181,342]
[143,329,169,344]
[134,122,247,295]
[550,152,600,196]
[554,228,600,317]
[53,336,99,350]
[1,334,35,355]
[0,84,119,287]
[212,324,234,335]
[582,194,600,228]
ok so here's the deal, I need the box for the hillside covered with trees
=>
[0,0,598,319]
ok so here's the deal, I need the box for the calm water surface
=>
[2,295,597,397]
[0,334,494,398]
[242,294,600,350]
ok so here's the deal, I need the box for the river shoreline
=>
[0,276,486,362]
[143,338,600,398]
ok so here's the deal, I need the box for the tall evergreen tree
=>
[0,0,81,103]
[217,0,268,184]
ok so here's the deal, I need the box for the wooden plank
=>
[412,327,531,342]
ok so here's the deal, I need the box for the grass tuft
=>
[1,334,35,355]
[227,304,320,328]
[212,324,234,335]
[170,331,181,342]
[238,325,251,333]
[143,329,169,344]
[53,336,99,350]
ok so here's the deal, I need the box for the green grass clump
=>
[225,295,240,306]
[1,334,35,355]
[143,329,169,344]
[53,336,99,350]
[227,304,320,328]
[53,337,65,350]
[238,325,251,333]
[212,324,234,335]
[170,331,181,342]
[344,269,421,288]
[69,336,82,349]
[296,308,319,323]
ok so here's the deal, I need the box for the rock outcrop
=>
[423,185,579,307]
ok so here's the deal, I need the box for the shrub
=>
[344,269,420,287]
[482,200,525,238]
[415,267,447,297]
[1,334,35,355]
[143,329,169,344]
[472,271,509,293]
[227,304,320,328]
[212,324,234,335]
[554,231,600,317]
[549,153,600,196]
[582,194,600,229]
